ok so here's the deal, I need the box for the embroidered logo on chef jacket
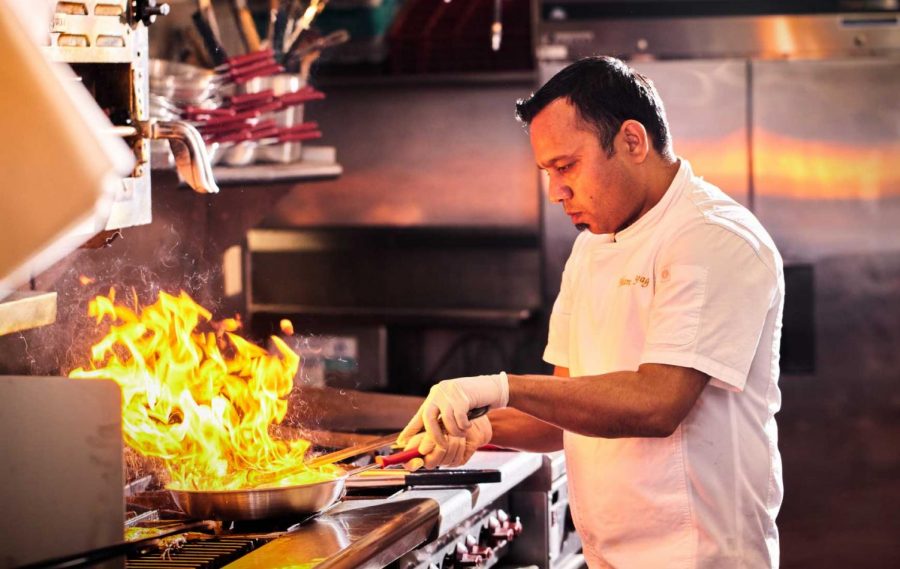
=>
[618,274,650,287]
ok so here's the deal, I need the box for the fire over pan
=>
[168,406,489,520]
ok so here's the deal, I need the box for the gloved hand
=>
[398,372,509,446]
[403,415,493,470]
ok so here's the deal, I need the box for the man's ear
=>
[619,120,650,163]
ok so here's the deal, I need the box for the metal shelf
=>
[212,159,343,184]
[0,291,58,336]
[155,146,341,184]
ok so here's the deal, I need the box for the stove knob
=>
[456,553,484,567]
[455,542,484,567]
[498,515,523,539]
[510,515,524,536]
[487,515,500,530]
[479,524,494,546]
[464,534,493,559]
[491,527,515,544]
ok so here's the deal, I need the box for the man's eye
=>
[557,163,572,174]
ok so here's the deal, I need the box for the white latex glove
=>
[403,415,493,470]
[398,372,509,446]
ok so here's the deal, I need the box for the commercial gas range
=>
[122,452,581,569]
[0,377,580,568]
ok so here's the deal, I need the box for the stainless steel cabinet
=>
[752,58,900,261]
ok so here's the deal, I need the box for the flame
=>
[69,289,340,491]
[78,274,96,286]
[280,318,295,336]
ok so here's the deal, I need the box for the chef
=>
[398,56,784,568]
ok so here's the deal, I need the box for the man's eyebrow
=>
[537,154,573,170]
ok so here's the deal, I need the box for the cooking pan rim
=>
[166,471,349,495]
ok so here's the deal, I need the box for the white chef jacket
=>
[544,160,784,568]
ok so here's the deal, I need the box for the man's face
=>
[530,98,644,235]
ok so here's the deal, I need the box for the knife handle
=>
[192,11,228,66]
[237,7,262,52]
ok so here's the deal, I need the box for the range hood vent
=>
[541,0,899,21]
[538,1,900,60]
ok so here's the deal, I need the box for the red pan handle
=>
[277,130,322,143]
[376,449,422,468]
[228,89,276,107]
[375,405,491,468]
[219,48,275,71]
[232,63,284,85]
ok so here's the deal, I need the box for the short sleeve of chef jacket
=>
[641,222,779,392]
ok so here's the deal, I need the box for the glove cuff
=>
[494,371,510,408]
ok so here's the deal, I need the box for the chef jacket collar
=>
[612,158,690,244]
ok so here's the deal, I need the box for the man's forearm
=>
[507,364,709,439]
[488,407,564,452]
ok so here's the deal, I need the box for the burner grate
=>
[126,537,260,569]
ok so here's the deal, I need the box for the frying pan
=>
[169,406,490,520]
[169,474,346,520]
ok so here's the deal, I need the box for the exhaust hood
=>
[540,0,899,20]
[538,0,900,60]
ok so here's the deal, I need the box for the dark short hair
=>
[515,56,672,158]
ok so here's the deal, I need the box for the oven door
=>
[0,377,125,568]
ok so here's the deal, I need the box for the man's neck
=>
[646,155,681,207]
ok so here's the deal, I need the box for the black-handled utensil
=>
[192,10,228,66]
[348,468,502,488]
[271,2,289,64]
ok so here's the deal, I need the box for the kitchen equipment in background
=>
[313,0,400,65]
[0,377,125,568]
[192,6,228,65]
[231,0,263,52]
[146,118,220,193]
[43,0,155,227]
[247,226,540,324]
[284,28,351,72]
[43,0,219,201]
[282,325,386,390]
[150,58,220,106]
[387,0,533,73]
[149,51,325,169]
[241,73,326,163]
[0,2,136,294]
[506,453,583,569]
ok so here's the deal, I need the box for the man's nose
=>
[548,179,573,203]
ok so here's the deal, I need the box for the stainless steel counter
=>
[225,451,543,569]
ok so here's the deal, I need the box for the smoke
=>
[1,217,225,377]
